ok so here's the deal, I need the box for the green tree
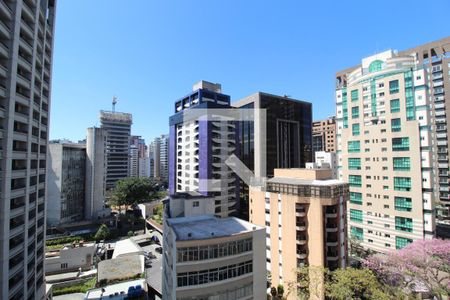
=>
[326,268,392,300]
[110,177,159,208]
[94,224,110,241]
[287,266,327,300]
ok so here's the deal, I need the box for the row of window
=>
[348,175,411,190]
[350,226,413,249]
[177,261,253,287]
[350,210,414,233]
[176,239,253,262]
[178,284,253,300]
[347,137,410,153]
[347,157,410,171]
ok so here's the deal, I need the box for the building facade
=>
[397,38,450,219]
[47,142,86,226]
[250,168,348,299]
[129,144,139,177]
[233,92,313,219]
[150,134,169,183]
[85,127,109,220]
[100,110,132,189]
[314,151,338,179]
[336,49,435,253]
[162,214,266,300]
[169,81,239,217]
[312,116,336,153]
[0,0,56,298]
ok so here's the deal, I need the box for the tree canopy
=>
[326,268,392,300]
[110,177,159,207]
[364,239,450,299]
[94,224,110,241]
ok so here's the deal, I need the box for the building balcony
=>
[296,211,306,217]
[326,210,338,219]
[0,85,6,98]
[9,224,25,237]
[0,40,8,58]
[0,19,11,37]
[296,222,307,231]
[296,235,307,245]
[296,250,308,259]
[327,252,339,260]
[0,64,7,78]
[326,224,339,233]
[22,1,34,21]
[0,0,12,16]
[326,238,339,247]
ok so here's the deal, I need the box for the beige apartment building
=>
[313,116,336,153]
[250,168,348,299]
[336,49,435,253]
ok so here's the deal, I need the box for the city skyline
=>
[49,0,450,143]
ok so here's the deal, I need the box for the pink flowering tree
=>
[364,239,450,299]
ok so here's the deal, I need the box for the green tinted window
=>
[351,89,359,101]
[396,236,412,249]
[351,106,359,118]
[391,118,401,132]
[389,80,399,94]
[348,141,360,153]
[349,175,362,187]
[351,226,364,241]
[393,157,410,171]
[394,197,412,211]
[350,192,362,204]
[394,177,411,191]
[350,209,363,222]
[348,158,361,170]
[392,137,409,151]
[395,217,413,232]
[352,123,360,136]
[390,99,400,113]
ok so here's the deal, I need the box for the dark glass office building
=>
[234,92,312,219]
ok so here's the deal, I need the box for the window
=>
[349,175,362,187]
[391,118,401,132]
[352,106,359,118]
[350,192,362,204]
[369,60,383,72]
[395,197,412,211]
[392,137,409,151]
[393,157,411,171]
[395,217,413,232]
[193,201,200,207]
[394,177,411,191]
[61,263,68,269]
[351,226,363,240]
[390,99,400,113]
[351,89,359,101]
[348,141,360,153]
[396,236,412,249]
[389,80,399,94]
[352,123,360,136]
[350,209,363,223]
[348,158,361,170]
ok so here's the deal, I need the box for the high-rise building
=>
[233,93,313,219]
[312,116,336,153]
[129,144,139,177]
[336,49,436,253]
[148,141,155,178]
[250,168,348,299]
[47,142,86,226]
[0,0,57,298]
[168,81,239,217]
[85,127,108,220]
[396,37,450,220]
[100,110,132,189]
[150,134,169,183]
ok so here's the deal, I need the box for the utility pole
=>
[112,96,117,112]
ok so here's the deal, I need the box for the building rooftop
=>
[112,238,144,259]
[98,254,144,283]
[85,279,146,300]
[267,177,343,186]
[167,215,261,241]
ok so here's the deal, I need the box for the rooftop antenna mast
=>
[112,96,117,112]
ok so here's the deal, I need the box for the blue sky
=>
[50,0,450,143]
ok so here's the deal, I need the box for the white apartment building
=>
[336,49,435,253]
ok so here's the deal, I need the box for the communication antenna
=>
[112,96,117,112]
